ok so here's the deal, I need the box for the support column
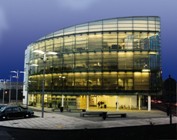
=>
[138,96,141,110]
[32,94,34,103]
[86,95,89,111]
[129,97,132,110]
[61,95,64,107]
[148,95,151,111]
[116,96,119,111]
[66,96,68,109]
[26,91,28,107]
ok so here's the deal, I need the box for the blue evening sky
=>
[0,0,177,81]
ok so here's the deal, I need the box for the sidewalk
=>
[0,107,176,130]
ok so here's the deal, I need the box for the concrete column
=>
[138,96,141,110]
[66,96,68,108]
[148,95,151,111]
[116,96,119,111]
[61,95,64,107]
[32,94,34,102]
[129,97,132,110]
[86,95,89,110]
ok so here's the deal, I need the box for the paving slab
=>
[0,109,176,130]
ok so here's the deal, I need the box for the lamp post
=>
[33,50,57,118]
[11,70,24,104]
[11,70,19,104]
[9,76,12,104]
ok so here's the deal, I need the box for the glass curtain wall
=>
[28,16,161,95]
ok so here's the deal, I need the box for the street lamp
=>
[33,50,57,118]
[11,70,24,104]
[8,76,12,104]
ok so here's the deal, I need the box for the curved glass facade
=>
[24,16,161,109]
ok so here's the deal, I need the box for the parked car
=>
[0,105,34,120]
[0,104,7,110]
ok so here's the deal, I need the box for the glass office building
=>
[23,16,161,110]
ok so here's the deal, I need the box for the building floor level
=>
[28,94,153,111]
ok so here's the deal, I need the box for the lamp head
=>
[10,71,17,73]
[47,52,57,55]
[33,50,45,54]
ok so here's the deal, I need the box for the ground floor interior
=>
[25,94,153,111]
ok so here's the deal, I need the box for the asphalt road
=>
[0,123,176,140]
[0,128,14,140]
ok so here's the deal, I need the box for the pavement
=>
[0,107,177,130]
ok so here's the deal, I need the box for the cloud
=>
[57,0,100,10]
[0,7,8,44]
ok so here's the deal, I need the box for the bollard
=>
[102,112,107,120]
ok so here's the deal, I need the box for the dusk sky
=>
[0,0,177,82]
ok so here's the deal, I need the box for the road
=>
[0,123,176,140]
[0,129,14,140]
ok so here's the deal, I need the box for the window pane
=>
[89,21,102,32]
[54,30,64,37]
[103,52,118,70]
[54,37,63,52]
[103,32,118,51]
[64,27,75,35]
[75,53,88,71]
[118,52,133,70]
[88,33,102,51]
[134,72,149,90]
[134,52,149,70]
[63,54,74,72]
[75,34,88,52]
[76,23,88,33]
[89,53,102,71]
[88,72,102,90]
[75,73,88,90]
[63,36,75,53]
[103,19,117,31]
[103,72,117,90]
